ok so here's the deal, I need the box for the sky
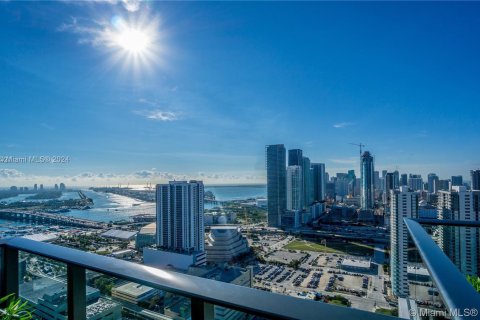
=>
[0,1,479,187]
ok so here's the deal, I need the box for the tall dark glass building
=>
[288,149,303,166]
[428,173,439,193]
[312,163,326,202]
[472,170,480,191]
[266,144,286,227]
[451,175,463,186]
[302,156,313,207]
[360,151,375,210]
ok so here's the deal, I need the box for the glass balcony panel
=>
[86,269,192,320]
[18,251,69,319]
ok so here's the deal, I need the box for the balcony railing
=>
[404,218,480,320]
[0,237,393,320]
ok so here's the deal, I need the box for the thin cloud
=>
[58,17,111,47]
[333,122,354,129]
[0,169,265,186]
[60,0,142,12]
[143,110,179,121]
[122,0,141,12]
[0,169,24,179]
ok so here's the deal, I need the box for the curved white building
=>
[205,226,249,263]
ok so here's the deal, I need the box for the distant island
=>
[26,190,62,200]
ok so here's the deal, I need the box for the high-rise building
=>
[360,151,375,210]
[311,163,326,202]
[286,166,303,211]
[326,182,335,200]
[400,174,408,187]
[347,169,356,196]
[288,149,303,167]
[390,186,419,297]
[33,184,37,191]
[435,179,450,192]
[59,183,66,191]
[374,171,380,191]
[266,144,286,228]
[382,170,388,179]
[451,175,463,187]
[302,156,313,207]
[155,181,205,253]
[472,170,480,191]
[437,186,480,275]
[39,184,44,191]
[408,174,423,192]
[427,173,439,194]
[54,184,59,190]
[383,172,395,205]
[393,171,400,189]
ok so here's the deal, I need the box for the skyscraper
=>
[384,172,395,205]
[286,166,303,211]
[311,163,326,202]
[266,144,287,228]
[451,175,463,187]
[374,171,380,191]
[302,156,313,207]
[155,180,205,253]
[400,174,408,187]
[360,151,375,210]
[427,173,439,194]
[437,186,480,275]
[288,149,303,167]
[382,170,388,179]
[390,186,419,297]
[347,169,356,196]
[472,170,480,191]
[393,170,400,189]
[408,174,423,191]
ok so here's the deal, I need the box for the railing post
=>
[67,264,86,320]
[191,298,214,320]
[0,246,19,303]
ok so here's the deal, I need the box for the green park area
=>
[375,308,398,316]
[284,239,374,256]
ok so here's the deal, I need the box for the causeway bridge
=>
[0,209,107,229]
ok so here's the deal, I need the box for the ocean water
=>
[205,185,266,201]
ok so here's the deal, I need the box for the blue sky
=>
[0,1,479,186]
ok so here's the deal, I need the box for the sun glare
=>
[105,15,164,72]
[115,28,150,54]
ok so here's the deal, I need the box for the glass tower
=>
[360,151,375,210]
[266,144,287,227]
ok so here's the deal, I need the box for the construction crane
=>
[349,142,365,157]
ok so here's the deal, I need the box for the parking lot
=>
[248,232,396,313]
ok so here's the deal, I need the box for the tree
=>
[467,275,480,293]
[0,294,32,320]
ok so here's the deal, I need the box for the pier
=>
[0,209,107,229]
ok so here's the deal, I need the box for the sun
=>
[115,28,151,54]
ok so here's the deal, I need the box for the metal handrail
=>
[404,218,480,320]
[0,238,393,320]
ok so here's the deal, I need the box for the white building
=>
[111,282,158,305]
[205,226,249,263]
[438,186,480,275]
[156,181,204,253]
[390,186,419,297]
[286,165,303,211]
